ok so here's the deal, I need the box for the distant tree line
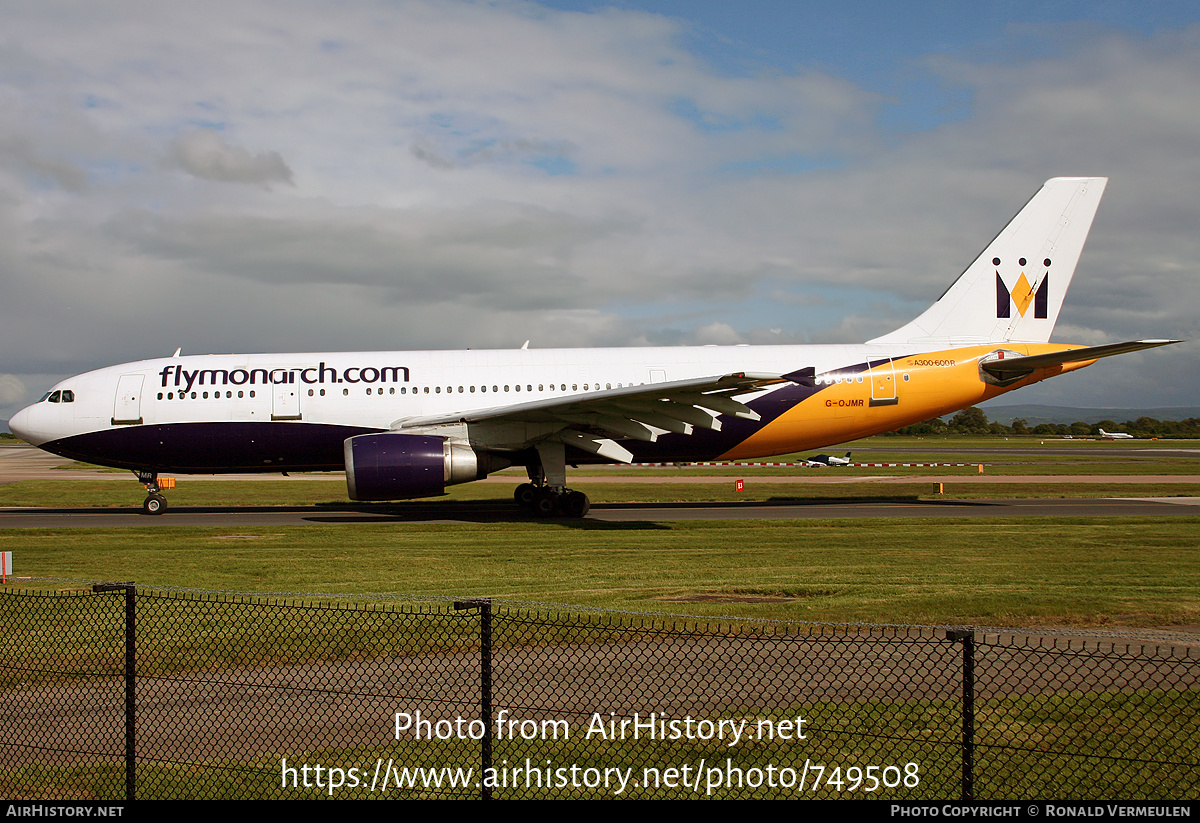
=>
[888,408,1200,438]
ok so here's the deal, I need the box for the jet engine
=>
[343,433,507,501]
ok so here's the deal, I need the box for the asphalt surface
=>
[2,443,1199,527]
[3,496,1200,528]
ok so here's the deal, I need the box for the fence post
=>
[455,598,493,800]
[946,628,974,801]
[94,582,136,801]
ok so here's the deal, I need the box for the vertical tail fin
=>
[869,177,1107,345]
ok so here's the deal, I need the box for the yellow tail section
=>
[720,344,1095,459]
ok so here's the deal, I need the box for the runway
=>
[2,495,1199,528]
[2,443,1199,527]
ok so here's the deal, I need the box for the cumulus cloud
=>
[411,135,577,171]
[689,322,744,345]
[0,375,26,407]
[0,137,87,191]
[169,130,293,186]
[0,1,1197,422]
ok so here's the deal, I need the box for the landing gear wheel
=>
[514,483,537,508]
[533,489,559,517]
[561,490,591,518]
[142,493,167,515]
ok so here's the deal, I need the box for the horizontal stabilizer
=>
[980,339,1181,382]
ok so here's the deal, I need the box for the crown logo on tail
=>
[995,257,1050,319]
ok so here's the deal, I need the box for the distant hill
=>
[978,403,1200,426]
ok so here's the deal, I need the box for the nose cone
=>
[8,403,46,446]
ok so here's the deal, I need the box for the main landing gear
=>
[514,441,591,518]
[514,483,591,518]
[136,469,168,515]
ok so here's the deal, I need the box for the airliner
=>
[1098,429,1135,439]
[8,177,1179,516]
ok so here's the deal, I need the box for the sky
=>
[2,0,1199,425]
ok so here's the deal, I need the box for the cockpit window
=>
[61,390,74,402]
[47,391,61,403]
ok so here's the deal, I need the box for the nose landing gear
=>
[136,469,170,515]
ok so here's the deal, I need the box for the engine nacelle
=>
[344,433,504,501]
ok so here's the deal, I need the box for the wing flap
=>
[390,372,785,430]
[552,431,635,463]
[388,371,786,454]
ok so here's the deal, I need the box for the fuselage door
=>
[272,379,302,421]
[868,359,898,407]
[112,374,145,425]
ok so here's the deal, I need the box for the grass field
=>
[2,436,1199,628]
[3,517,1198,627]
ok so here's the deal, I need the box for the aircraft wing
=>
[980,339,1181,383]
[388,372,789,463]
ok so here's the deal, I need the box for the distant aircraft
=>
[805,452,852,467]
[1098,429,1134,439]
[9,177,1180,516]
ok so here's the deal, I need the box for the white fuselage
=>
[13,342,917,447]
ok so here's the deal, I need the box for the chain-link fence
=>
[1,585,1196,799]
